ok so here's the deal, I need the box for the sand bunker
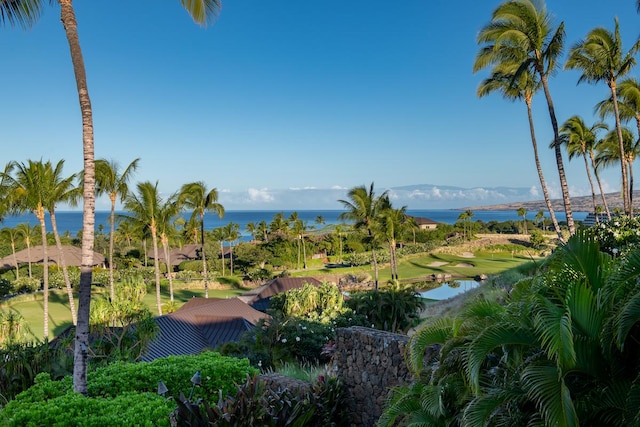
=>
[428,261,448,267]
[461,252,475,258]
[455,262,474,268]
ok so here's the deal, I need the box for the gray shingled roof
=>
[149,244,201,267]
[141,297,270,362]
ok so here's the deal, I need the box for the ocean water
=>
[0,209,588,237]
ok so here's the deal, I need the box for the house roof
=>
[149,244,200,266]
[408,216,439,225]
[0,245,106,268]
[239,277,323,306]
[141,297,270,362]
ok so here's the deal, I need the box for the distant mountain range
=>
[462,191,640,212]
[215,184,638,211]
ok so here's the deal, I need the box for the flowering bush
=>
[589,215,640,255]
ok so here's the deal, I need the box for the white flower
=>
[301,326,307,330]
[296,336,301,342]
[281,338,287,343]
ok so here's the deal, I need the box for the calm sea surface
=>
[0,209,588,237]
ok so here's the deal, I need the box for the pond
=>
[419,280,481,300]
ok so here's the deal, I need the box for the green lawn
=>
[1,281,246,342]
[295,250,537,284]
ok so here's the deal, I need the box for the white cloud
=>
[247,188,275,203]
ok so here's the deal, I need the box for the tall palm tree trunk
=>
[200,219,209,298]
[220,241,225,276]
[108,194,116,301]
[590,151,612,220]
[10,241,18,279]
[58,0,96,396]
[50,211,77,325]
[581,154,599,219]
[610,84,630,214]
[26,241,32,279]
[162,237,174,302]
[150,226,162,315]
[302,236,307,269]
[525,95,563,239]
[540,74,576,235]
[36,208,49,339]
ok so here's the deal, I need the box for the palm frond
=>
[521,363,578,427]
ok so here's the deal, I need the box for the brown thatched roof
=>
[0,245,106,268]
[149,244,201,267]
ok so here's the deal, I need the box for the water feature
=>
[419,279,481,300]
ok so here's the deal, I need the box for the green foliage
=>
[589,215,640,255]
[172,373,346,427]
[529,229,546,249]
[381,230,640,426]
[345,280,425,333]
[12,277,40,294]
[1,353,257,425]
[0,278,13,298]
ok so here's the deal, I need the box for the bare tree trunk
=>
[59,0,96,395]
[151,225,162,315]
[162,237,174,302]
[610,82,630,214]
[524,95,564,239]
[108,194,116,301]
[539,74,575,235]
[36,209,49,339]
[590,150,612,220]
[582,154,599,219]
[200,218,208,298]
[50,211,77,325]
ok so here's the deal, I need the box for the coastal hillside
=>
[463,191,640,213]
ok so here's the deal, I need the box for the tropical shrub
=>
[380,231,640,426]
[172,373,347,427]
[1,352,257,425]
[589,214,640,255]
[12,277,40,294]
[0,278,13,298]
[345,280,425,333]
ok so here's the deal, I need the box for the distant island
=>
[463,191,640,213]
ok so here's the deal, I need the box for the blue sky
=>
[2,1,639,210]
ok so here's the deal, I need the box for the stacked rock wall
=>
[334,326,411,427]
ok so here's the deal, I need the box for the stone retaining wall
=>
[334,326,411,427]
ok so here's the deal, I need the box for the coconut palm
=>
[1,0,222,394]
[477,59,564,239]
[3,160,52,338]
[565,18,640,215]
[122,181,165,315]
[15,223,38,278]
[517,207,528,234]
[178,182,224,298]
[288,212,302,269]
[0,227,21,279]
[376,199,407,281]
[94,158,139,301]
[559,116,610,220]
[475,0,576,235]
[339,183,388,290]
[43,160,81,325]
[157,196,181,302]
[596,127,640,209]
[211,227,226,276]
[223,222,240,275]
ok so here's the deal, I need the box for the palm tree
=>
[122,181,165,315]
[288,212,302,269]
[211,227,226,276]
[559,116,609,220]
[475,0,576,235]
[43,160,81,325]
[0,0,222,395]
[4,160,52,338]
[15,223,38,278]
[0,227,21,279]
[223,222,240,275]
[95,158,140,301]
[457,209,474,241]
[157,196,180,302]
[339,183,388,290]
[257,220,269,242]
[377,200,407,281]
[596,127,640,210]
[565,18,640,215]
[476,58,564,239]
[178,182,224,298]
[517,207,528,234]
[269,213,289,237]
